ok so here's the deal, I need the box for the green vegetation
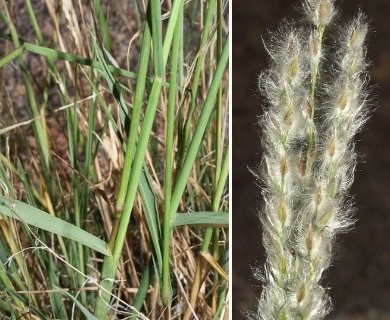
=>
[0,0,229,318]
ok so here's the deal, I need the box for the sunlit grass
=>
[0,0,229,318]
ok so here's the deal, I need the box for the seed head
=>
[296,282,307,303]
[278,201,287,225]
[338,88,348,110]
[284,101,294,125]
[278,256,287,274]
[287,34,298,56]
[289,58,299,81]
[298,152,306,177]
[304,0,336,27]
[303,98,312,119]
[318,0,333,26]
[327,136,336,158]
[306,224,314,252]
[349,15,368,51]
[255,1,370,319]
[280,155,288,177]
[315,185,322,206]
[318,210,333,227]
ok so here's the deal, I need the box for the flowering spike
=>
[253,1,370,319]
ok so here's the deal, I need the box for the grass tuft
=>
[0,0,229,318]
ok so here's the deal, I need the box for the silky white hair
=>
[251,1,370,319]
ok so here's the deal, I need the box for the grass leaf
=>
[139,167,162,273]
[171,211,228,227]
[0,196,110,256]
[55,286,98,320]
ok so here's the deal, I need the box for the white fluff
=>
[252,1,369,319]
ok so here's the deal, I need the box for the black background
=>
[233,0,390,319]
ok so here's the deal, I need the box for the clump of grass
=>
[0,0,229,318]
[253,0,370,319]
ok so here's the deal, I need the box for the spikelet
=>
[303,0,336,27]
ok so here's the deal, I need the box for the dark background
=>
[233,0,390,319]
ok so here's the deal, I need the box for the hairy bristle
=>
[253,1,370,319]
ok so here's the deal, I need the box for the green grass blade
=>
[181,0,216,153]
[170,36,229,221]
[139,167,162,270]
[83,43,161,268]
[15,166,68,317]
[0,45,24,68]
[214,144,229,212]
[112,77,163,264]
[183,144,229,318]
[116,22,152,212]
[162,1,183,305]
[0,299,14,314]
[86,33,163,284]
[0,38,181,91]
[0,259,24,309]
[92,24,163,281]
[5,289,49,319]
[55,286,98,320]
[200,144,230,253]
[94,77,163,317]
[130,259,153,316]
[150,0,164,77]
[162,0,184,66]
[93,35,128,125]
[93,0,112,50]
[170,212,228,227]
[94,4,166,313]
[0,196,110,256]
[215,0,224,184]
[80,67,121,134]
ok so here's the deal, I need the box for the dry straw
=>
[253,0,370,319]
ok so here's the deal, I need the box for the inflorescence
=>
[254,0,370,319]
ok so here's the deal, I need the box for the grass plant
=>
[0,0,229,318]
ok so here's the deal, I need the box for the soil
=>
[233,0,390,319]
